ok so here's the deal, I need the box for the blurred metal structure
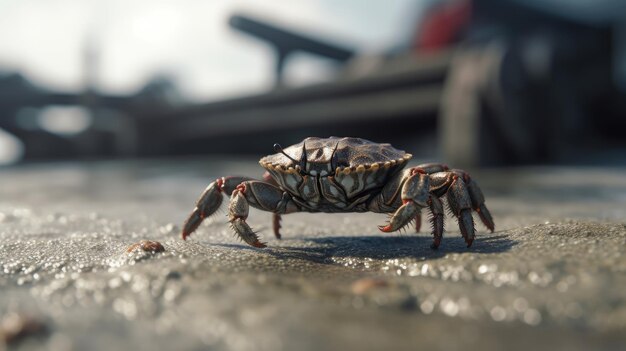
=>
[0,71,181,160]
[229,14,355,86]
[134,51,449,156]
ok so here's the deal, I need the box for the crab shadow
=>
[217,233,516,265]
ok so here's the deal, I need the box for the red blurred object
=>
[415,0,472,52]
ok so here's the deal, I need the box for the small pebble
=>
[126,240,165,253]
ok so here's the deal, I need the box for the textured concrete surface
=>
[1,159,625,351]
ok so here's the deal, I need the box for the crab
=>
[181,137,494,249]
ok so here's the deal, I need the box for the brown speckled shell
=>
[260,137,410,170]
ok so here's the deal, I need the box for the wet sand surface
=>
[1,159,625,351]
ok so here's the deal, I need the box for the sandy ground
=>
[1,159,625,351]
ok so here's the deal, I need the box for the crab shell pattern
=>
[181,137,494,249]
[260,137,412,212]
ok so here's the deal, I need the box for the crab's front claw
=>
[182,179,225,240]
[182,210,203,240]
[379,172,429,233]
[378,201,419,232]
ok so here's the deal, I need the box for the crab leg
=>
[181,176,254,240]
[229,184,265,247]
[410,164,446,234]
[414,211,422,233]
[413,163,449,174]
[430,172,478,247]
[429,196,445,249]
[446,175,476,247]
[272,213,282,239]
[263,171,284,239]
[228,181,299,248]
[446,170,495,232]
[466,177,495,232]
[378,171,430,232]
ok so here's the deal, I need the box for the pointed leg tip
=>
[252,241,267,248]
[415,217,422,233]
[477,205,495,232]
[466,239,474,248]
[272,213,283,240]
[378,225,393,233]
[181,231,190,240]
[430,237,442,250]
[484,221,495,233]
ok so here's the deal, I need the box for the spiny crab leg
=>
[263,171,284,240]
[431,170,495,247]
[378,171,430,232]
[414,211,422,232]
[229,184,266,248]
[272,213,282,239]
[429,196,445,249]
[228,181,299,248]
[182,174,297,248]
[182,178,225,240]
[375,164,494,249]
[445,174,476,247]
[181,176,255,240]
[465,177,495,232]
[444,170,495,234]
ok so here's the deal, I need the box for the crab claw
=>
[181,179,224,240]
[182,209,203,240]
[378,201,419,232]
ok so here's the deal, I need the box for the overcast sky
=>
[0,0,422,102]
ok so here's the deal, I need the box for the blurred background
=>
[1,0,625,167]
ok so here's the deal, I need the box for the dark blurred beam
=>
[229,14,355,85]
[171,86,440,139]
